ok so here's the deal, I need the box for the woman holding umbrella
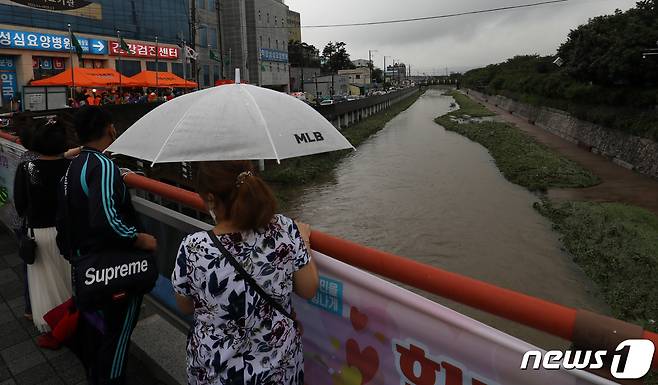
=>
[172,160,319,384]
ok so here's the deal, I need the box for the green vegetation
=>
[263,89,425,185]
[535,200,658,333]
[446,91,494,118]
[461,1,658,140]
[435,92,600,191]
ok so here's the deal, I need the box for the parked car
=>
[346,95,359,101]
[320,99,334,106]
[332,95,347,103]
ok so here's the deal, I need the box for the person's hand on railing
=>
[134,233,157,252]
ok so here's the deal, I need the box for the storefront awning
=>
[127,70,198,88]
[30,67,140,88]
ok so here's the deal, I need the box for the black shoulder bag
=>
[206,230,298,329]
[63,163,158,309]
[18,162,37,265]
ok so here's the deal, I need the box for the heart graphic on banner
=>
[350,307,368,331]
[346,339,379,384]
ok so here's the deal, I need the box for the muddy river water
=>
[286,88,609,348]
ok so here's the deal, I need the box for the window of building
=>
[208,27,217,48]
[277,63,280,72]
[203,64,210,86]
[275,16,277,25]
[356,74,361,79]
[275,39,278,50]
[196,0,205,9]
[258,10,261,21]
[199,25,208,47]
[213,65,220,82]
[115,60,141,77]
[146,61,167,71]
[267,13,270,23]
[259,36,263,48]
[171,62,184,78]
[269,63,272,72]
[268,37,271,48]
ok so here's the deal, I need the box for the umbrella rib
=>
[150,102,197,166]
[239,86,281,164]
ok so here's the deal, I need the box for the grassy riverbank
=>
[435,90,600,191]
[536,201,658,333]
[263,89,425,185]
[437,91,658,376]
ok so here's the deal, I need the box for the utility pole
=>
[368,49,377,85]
[190,0,197,87]
[215,0,224,79]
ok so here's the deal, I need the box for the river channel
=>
[286,88,609,348]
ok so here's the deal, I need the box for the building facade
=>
[289,66,320,92]
[302,74,348,100]
[338,67,371,87]
[0,0,200,106]
[287,10,301,43]
[220,0,290,91]
[192,0,223,88]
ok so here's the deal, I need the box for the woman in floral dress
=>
[172,160,319,385]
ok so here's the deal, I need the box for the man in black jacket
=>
[56,106,156,385]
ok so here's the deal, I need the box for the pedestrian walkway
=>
[0,232,166,385]
[465,91,658,216]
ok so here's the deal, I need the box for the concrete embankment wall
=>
[316,86,422,130]
[468,90,658,180]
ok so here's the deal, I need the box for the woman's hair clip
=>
[236,171,253,188]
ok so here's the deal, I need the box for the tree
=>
[288,40,320,68]
[371,68,384,83]
[557,0,658,86]
[321,41,355,74]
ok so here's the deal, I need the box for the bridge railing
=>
[123,172,658,371]
[0,129,656,372]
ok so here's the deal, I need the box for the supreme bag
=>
[71,248,157,309]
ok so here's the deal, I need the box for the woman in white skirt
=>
[14,117,73,333]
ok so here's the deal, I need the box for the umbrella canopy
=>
[128,70,197,88]
[30,67,139,88]
[107,82,354,164]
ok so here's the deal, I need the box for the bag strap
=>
[62,163,74,260]
[206,230,298,327]
[22,162,34,239]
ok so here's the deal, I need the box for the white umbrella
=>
[107,70,354,164]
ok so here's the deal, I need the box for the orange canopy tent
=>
[127,70,198,88]
[30,67,139,88]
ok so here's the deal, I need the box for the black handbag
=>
[206,230,299,329]
[62,163,158,309]
[18,219,37,265]
[17,162,37,265]
[70,248,158,309]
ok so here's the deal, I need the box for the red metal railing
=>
[123,173,658,370]
[2,129,656,370]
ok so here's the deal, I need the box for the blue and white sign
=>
[260,48,288,63]
[0,29,107,55]
[0,56,17,104]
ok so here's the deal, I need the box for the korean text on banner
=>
[0,56,17,105]
[0,29,107,55]
[293,252,616,385]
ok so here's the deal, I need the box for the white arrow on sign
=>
[92,41,105,52]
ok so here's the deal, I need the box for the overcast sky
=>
[284,0,637,74]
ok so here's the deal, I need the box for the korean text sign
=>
[0,29,107,54]
[294,252,616,385]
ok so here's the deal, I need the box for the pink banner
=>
[294,252,616,385]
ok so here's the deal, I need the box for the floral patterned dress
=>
[172,214,310,385]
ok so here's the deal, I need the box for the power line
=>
[255,0,570,29]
